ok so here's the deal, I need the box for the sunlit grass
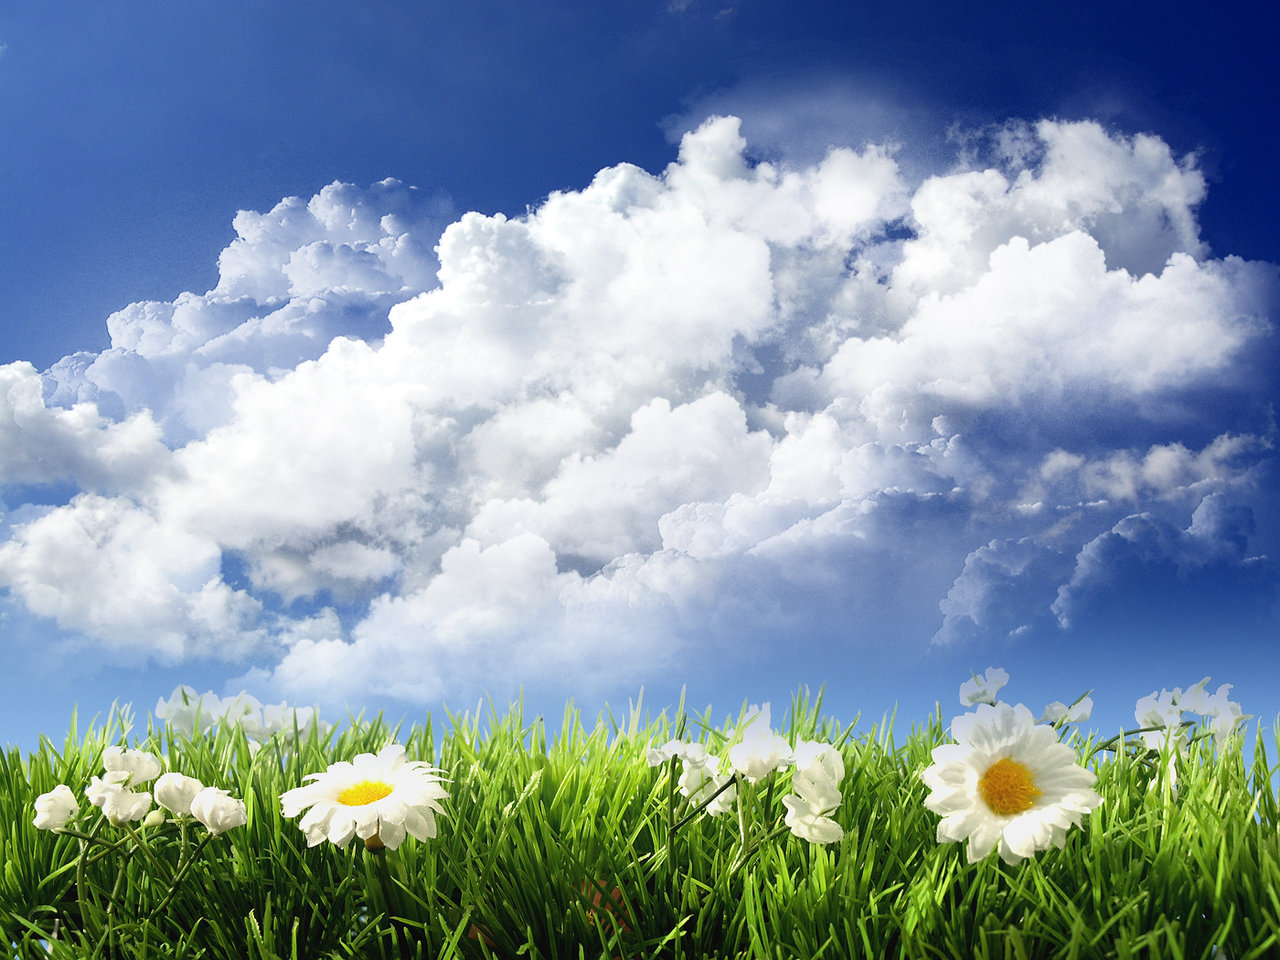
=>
[3,689,1279,959]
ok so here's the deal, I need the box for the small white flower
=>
[1190,681,1249,737]
[102,746,163,786]
[1040,696,1093,725]
[782,793,845,844]
[85,770,130,804]
[154,772,205,816]
[677,754,736,815]
[922,702,1101,865]
[1040,702,1068,724]
[1174,677,1214,714]
[156,684,329,741]
[782,741,845,844]
[86,773,153,826]
[1134,688,1185,749]
[190,787,247,835]
[792,740,844,791]
[280,743,449,851]
[1205,694,1249,737]
[959,667,1009,707]
[646,739,709,768]
[1136,678,1248,750]
[155,686,225,737]
[33,785,79,831]
[258,701,327,741]
[728,704,793,782]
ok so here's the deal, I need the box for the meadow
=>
[2,686,1278,959]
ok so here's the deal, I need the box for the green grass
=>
[2,689,1279,959]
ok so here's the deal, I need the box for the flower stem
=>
[146,830,216,923]
[671,774,737,833]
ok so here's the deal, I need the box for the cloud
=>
[0,493,263,660]
[933,537,1073,646]
[0,362,170,492]
[934,430,1274,645]
[1,115,1275,710]
[663,71,947,184]
[40,179,451,443]
[1050,491,1272,630]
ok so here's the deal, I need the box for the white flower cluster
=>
[32,745,246,835]
[648,703,845,845]
[781,741,845,845]
[1040,697,1094,725]
[155,685,328,742]
[961,666,1093,726]
[1134,676,1249,747]
[647,739,737,816]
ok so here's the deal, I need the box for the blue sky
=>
[1,1,1276,752]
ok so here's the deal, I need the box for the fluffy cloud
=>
[0,362,170,492]
[1,115,1275,709]
[40,179,450,442]
[0,494,262,660]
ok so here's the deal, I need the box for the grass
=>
[2,688,1279,959]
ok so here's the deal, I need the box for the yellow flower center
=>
[978,757,1040,815]
[337,779,394,807]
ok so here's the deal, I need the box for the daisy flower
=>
[921,702,1101,865]
[279,743,448,851]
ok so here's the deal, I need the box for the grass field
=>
[3,688,1278,959]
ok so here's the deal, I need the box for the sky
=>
[1,1,1277,753]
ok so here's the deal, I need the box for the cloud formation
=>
[1,116,1275,708]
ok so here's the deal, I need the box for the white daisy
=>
[921,702,1101,865]
[279,743,448,851]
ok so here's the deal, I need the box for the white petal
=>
[327,813,357,848]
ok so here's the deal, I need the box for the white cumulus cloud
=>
[1,115,1275,711]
